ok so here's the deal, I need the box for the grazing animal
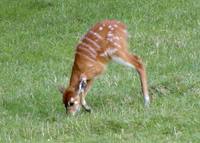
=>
[60,20,150,115]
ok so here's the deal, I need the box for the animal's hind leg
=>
[112,50,150,106]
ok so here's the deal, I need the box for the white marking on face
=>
[89,31,103,40]
[74,101,79,105]
[85,37,101,49]
[112,56,134,68]
[70,98,74,102]
[99,27,103,31]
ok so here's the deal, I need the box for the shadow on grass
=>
[149,76,200,99]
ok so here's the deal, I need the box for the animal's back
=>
[74,20,129,77]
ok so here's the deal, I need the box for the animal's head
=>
[59,74,88,115]
[59,87,81,115]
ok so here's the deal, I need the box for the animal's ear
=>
[58,86,65,94]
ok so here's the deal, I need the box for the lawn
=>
[0,0,200,142]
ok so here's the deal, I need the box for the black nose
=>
[69,102,74,106]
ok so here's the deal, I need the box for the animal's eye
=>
[68,102,74,106]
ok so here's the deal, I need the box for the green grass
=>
[0,0,200,142]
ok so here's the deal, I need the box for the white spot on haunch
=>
[112,56,134,68]
[107,38,113,42]
[113,24,118,28]
[107,32,113,38]
[107,33,113,38]
[106,32,121,47]
[108,25,114,31]
[107,31,114,41]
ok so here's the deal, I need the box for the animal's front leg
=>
[81,96,91,112]
[79,78,93,112]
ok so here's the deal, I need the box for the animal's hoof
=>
[83,105,92,113]
[85,108,92,113]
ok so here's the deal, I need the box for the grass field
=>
[0,0,200,142]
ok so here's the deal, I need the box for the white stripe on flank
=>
[76,52,96,63]
[77,47,96,58]
[113,42,121,48]
[79,42,97,55]
[85,37,101,49]
[112,56,134,68]
[100,48,117,57]
[89,31,103,40]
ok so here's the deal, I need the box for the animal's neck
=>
[68,64,81,91]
